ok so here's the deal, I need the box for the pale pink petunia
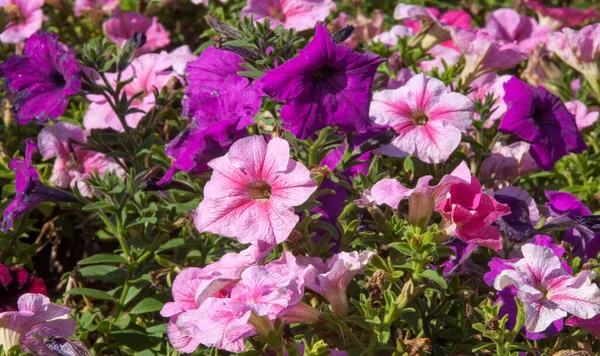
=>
[419,45,461,74]
[0,0,43,44]
[38,122,124,196]
[0,293,76,354]
[103,11,171,54]
[494,244,600,333]
[468,73,511,127]
[480,142,538,188]
[332,10,384,49]
[84,52,173,132]
[565,100,599,131]
[241,0,335,32]
[370,73,474,163]
[484,8,549,52]
[369,161,471,226]
[393,4,449,49]
[194,136,317,246]
[74,0,118,17]
[169,45,198,76]
[372,25,413,47]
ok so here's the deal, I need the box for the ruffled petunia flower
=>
[241,0,335,32]
[0,265,46,312]
[0,0,43,44]
[565,100,598,131]
[84,51,173,132]
[194,136,317,246]
[261,24,384,139]
[498,77,586,170]
[0,31,82,125]
[38,122,124,196]
[1,140,78,233]
[525,0,599,30]
[484,8,549,52]
[450,28,528,86]
[74,0,118,18]
[0,293,76,354]
[370,73,474,163]
[494,243,600,333]
[480,142,538,188]
[369,161,471,227]
[103,11,170,54]
[436,176,510,250]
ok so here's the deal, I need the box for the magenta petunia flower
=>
[103,11,170,54]
[38,122,124,196]
[435,176,510,250]
[484,8,549,52]
[0,265,46,312]
[566,314,600,340]
[370,73,474,163]
[261,24,384,139]
[494,243,600,333]
[74,0,118,17]
[241,0,335,31]
[525,0,599,30]
[0,0,43,44]
[498,77,586,170]
[1,140,78,233]
[0,293,76,354]
[194,136,317,246]
[565,100,599,131]
[0,31,81,125]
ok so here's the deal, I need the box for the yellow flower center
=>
[247,180,272,201]
[411,111,429,125]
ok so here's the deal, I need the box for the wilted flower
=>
[525,0,599,30]
[521,43,562,93]
[194,136,317,246]
[484,8,549,52]
[393,4,451,50]
[494,243,600,333]
[241,0,335,31]
[370,73,474,163]
[498,77,586,170]
[261,24,384,139]
[0,0,43,44]
[103,11,170,54]
[565,100,599,131]
[0,31,81,125]
[0,265,46,312]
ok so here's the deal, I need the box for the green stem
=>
[308,128,331,166]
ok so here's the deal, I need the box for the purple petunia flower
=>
[498,77,586,170]
[441,239,481,277]
[0,264,46,312]
[0,30,81,125]
[1,140,78,233]
[261,24,385,139]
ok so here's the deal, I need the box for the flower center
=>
[50,71,67,88]
[270,7,285,21]
[411,111,429,125]
[536,284,551,302]
[247,180,272,201]
[312,66,336,81]
[4,4,25,23]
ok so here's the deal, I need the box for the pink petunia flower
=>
[494,244,600,333]
[241,0,335,32]
[566,314,600,340]
[103,11,171,54]
[0,293,76,354]
[484,8,549,52]
[525,0,599,31]
[0,0,43,44]
[468,73,511,127]
[372,25,413,47]
[38,122,124,197]
[194,136,317,246]
[565,100,599,132]
[74,0,118,17]
[169,45,198,76]
[480,142,538,188]
[419,45,461,74]
[332,10,384,49]
[370,73,474,163]
[369,161,471,227]
[84,51,173,132]
[435,176,510,250]
[451,28,528,85]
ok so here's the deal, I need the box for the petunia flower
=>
[566,314,600,340]
[441,239,480,277]
[194,136,317,246]
[435,176,510,250]
[241,0,335,32]
[38,122,124,196]
[1,140,78,233]
[74,0,118,18]
[450,28,528,86]
[0,31,82,125]
[369,161,471,227]
[0,265,46,312]
[0,0,43,44]
[0,293,76,354]
[548,24,600,97]
[372,25,413,47]
[369,73,474,163]
[493,187,539,243]
[498,77,586,170]
[103,11,170,54]
[494,243,600,333]
[261,24,384,139]
[480,142,538,188]
[418,45,461,74]
[484,8,549,52]
[565,100,599,131]
[332,10,384,49]
[169,45,198,76]
[525,0,599,30]
[185,46,244,92]
[468,73,511,127]
[84,51,173,132]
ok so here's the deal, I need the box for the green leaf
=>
[81,200,114,211]
[78,265,126,282]
[156,238,187,252]
[420,270,448,289]
[130,295,169,314]
[388,242,413,256]
[66,287,118,301]
[146,323,169,334]
[78,254,128,265]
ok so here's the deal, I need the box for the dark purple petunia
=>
[310,178,348,249]
[1,140,78,232]
[261,24,385,139]
[498,77,586,170]
[0,30,81,125]
[441,239,481,277]
[494,194,535,243]
[0,264,47,312]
